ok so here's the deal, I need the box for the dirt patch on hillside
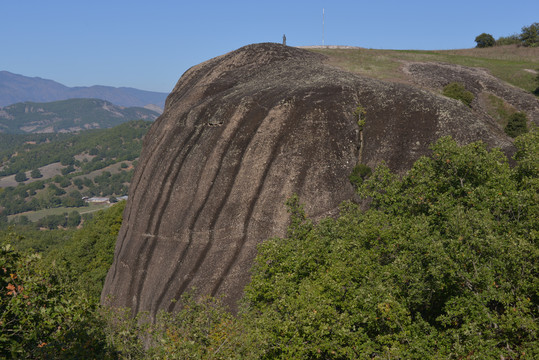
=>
[0,162,64,188]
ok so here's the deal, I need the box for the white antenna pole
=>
[322,8,325,46]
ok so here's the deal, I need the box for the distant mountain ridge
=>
[0,71,168,108]
[0,98,160,133]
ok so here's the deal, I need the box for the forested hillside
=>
[0,120,151,227]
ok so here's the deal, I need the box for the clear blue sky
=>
[2,0,537,93]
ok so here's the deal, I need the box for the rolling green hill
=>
[0,120,151,225]
[0,98,159,133]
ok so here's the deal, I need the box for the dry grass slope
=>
[310,45,539,94]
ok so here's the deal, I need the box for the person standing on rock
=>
[283,34,286,46]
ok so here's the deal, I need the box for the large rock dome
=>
[101,43,522,316]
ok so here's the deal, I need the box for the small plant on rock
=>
[443,82,474,107]
[349,163,372,188]
[353,104,366,130]
[504,112,528,138]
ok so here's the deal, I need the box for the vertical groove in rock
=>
[107,121,189,290]
[209,109,290,296]
[151,103,265,313]
[131,126,205,314]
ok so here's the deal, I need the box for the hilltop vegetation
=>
[475,22,539,48]
[0,120,150,176]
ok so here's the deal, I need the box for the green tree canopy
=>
[520,22,539,47]
[30,168,42,179]
[0,237,113,358]
[45,202,125,299]
[243,132,539,359]
[14,171,27,183]
[475,32,495,48]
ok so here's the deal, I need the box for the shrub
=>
[504,111,528,137]
[58,177,71,188]
[37,214,67,230]
[61,165,75,176]
[60,155,75,166]
[30,169,42,179]
[349,163,372,188]
[353,104,366,130]
[66,211,82,228]
[99,293,245,359]
[0,238,113,358]
[442,82,474,107]
[14,171,27,183]
[495,34,520,46]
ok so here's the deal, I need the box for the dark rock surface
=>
[101,43,524,316]
[403,61,539,124]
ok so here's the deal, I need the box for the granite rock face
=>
[101,43,520,316]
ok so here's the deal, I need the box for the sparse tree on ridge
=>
[475,33,495,48]
[520,22,539,47]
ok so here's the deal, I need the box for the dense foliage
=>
[520,23,539,48]
[101,295,245,359]
[0,133,72,156]
[44,201,125,299]
[243,133,538,358]
[1,240,113,358]
[348,163,371,188]
[1,131,537,358]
